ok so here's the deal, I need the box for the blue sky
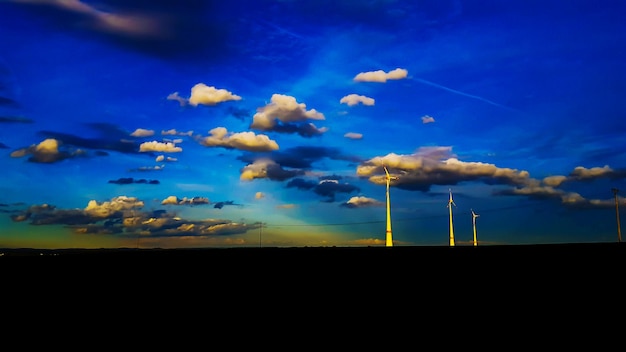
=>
[0,0,625,249]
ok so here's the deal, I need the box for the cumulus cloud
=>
[84,196,144,218]
[250,94,327,137]
[10,138,82,163]
[570,165,616,180]
[240,158,305,181]
[199,127,279,152]
[340,94,375,106]
[541,165,626,187]
[139,141,182,152]
[10,195,258,237]
[161,196,210,205]
[188,83,241,106]
[357,147,530,192]
[353,68,408,82]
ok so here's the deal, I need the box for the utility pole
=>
[613,188,621,243]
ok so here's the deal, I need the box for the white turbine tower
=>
[383,164,398,247]
[471,209,480,247]
[447,189,456,247]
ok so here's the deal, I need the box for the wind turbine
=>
[471,209,480,247]
[383,163,398,247]
[613,188,622,243]
[447,189,456,247]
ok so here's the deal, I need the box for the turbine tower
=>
[383,164,397,247]
[613,188,622,243]
[447,189,456,247]
[471,209,480,247]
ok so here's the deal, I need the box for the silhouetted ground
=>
[2,241,623,258]
[3,243,623,311]
[3,242,623,274]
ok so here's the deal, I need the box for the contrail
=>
[414,77,523,114]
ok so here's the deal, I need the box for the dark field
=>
[3,243,623,305]
[2,241,623,257]
[3,242,623,275]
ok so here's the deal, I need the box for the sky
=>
[0,0,625,249]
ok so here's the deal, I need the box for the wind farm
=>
[1,1,625,256]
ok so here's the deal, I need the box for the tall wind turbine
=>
[613,188,622,243]
[471,209,480,247]
[447,189,456,247]
[383,164,397,247]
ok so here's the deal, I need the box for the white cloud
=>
[353,68,408,82]
[188,83,242,106]
[139,141,182,153]
[340,94,375,106]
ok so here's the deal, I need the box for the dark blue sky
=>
[0,0,625,249]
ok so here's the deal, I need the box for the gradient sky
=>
[1,0,625,249]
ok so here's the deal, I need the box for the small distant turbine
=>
[613,188,622,243]
[471,209,480,247]
[383,163,398,247]
[447,189,456,247]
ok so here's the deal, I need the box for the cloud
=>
[286,176,360,202]
[84,196,144,218]
[130,128,155,137]
[353,68,408,82]
[161,196,210,206]
[340,94,375,106]
[199,127,279,152]
[139,141,182,153]
[10,195,258,237]
[357,147,530,192]
[240,158,305,181]
[543,175,568,187]
[10,138,84,163]
[341,196,384,208]
[162,129,193,136]
[237,145,363,169]
[569,165,621,180]
[155,155,177,162]
[188,83,241,106]
[250,94,327,137]
[421,115,435,124]
[542,165,626,187]
[167,92,187,106]
[344,132,363,140]
[108,178,160,185]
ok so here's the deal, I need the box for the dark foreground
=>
[3,243,624,307]
[2,241,624,258]
[3,242,623,273]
